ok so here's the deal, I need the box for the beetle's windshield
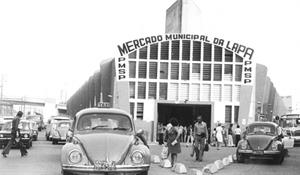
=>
[77,113,132,132]
[247,124,276,135]
[58,122,71,128]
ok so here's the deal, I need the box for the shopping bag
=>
[160,146,168,159]
[204,142,209,152]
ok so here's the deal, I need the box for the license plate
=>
[253,150,264,155]
[61,137,66,140]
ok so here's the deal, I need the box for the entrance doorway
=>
[157,103,211,128]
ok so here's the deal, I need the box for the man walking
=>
[2,111,28,157]
[193,115,208,161]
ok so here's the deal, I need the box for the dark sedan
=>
[0,120,33,149]
[236,122,285,164]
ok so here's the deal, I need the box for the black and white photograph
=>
[0,0,300,175]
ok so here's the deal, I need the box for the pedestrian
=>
[193,115,208,161]
[164,123,181,167]
[234,125,242,147]
[216,123,223,150]
[2,111,28,158]
[211,128,217,146]
[186,125,194,147]
[183,126,187,143]
[157,123,164,145]
[222,125,227,147]
[227,123,234,147]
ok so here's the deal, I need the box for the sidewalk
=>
[148,143,236,174]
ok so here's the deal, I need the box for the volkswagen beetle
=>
[52,120,72,144]
[236,122,285,164]
[60,108,150,175]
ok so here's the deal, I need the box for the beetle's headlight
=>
[68,150,82,164]
[0,134,3,138]
[271,141,279,151]
[131,150,144,164]
[24,134,29,138]
[240,140,248,150]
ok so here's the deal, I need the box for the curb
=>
[152,153,237,174]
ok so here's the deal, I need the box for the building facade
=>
[66,0,288,142]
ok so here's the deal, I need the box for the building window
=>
[214,46,222,62]
[149,62,158,79]
[128,51,136,59]
[224,64,233,81]
[171,40,180,60]
[139,46,147,59]
[223,85,232,102]
[234,106,239,123]
[203,43,212,61]
[129,61,136,78]
[190,84,200,101]
[160,41,169,60]
[137,82,146,99]
[234,85,241,101]
[180,83,189,101]
[203,64,211,81]
[169,83,179,100]
[137,103,144,120]
[225,49,233,62]
[150,43,158,60]
[148,82,157,99]
[129,82,135,99]
[201,84,211,101]
[130,102,135,119]
[193,41,201,61]
[159,83,168,100]
[214,64,222,81]
[160,62,168,79]
[182,40,190,61]
[225,105,232,123]
[138,62,147,79]
[181,63,190,80]
[191,63,201,80]
[235,54,243,62]
[212,84,221,101]
[235,65,242,82]
[171,63,179,80]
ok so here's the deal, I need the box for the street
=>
[216,147,300,175]
[0,130,300,175]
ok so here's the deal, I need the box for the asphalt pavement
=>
[0,131,236,175]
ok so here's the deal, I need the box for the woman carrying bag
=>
[164,123,181,167]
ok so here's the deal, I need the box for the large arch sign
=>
[115,33,254,85]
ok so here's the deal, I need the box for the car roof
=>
[248,121,278,127]
[76,107,131,119]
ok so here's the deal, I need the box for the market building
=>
[66,0,287,142]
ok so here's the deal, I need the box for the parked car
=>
[45,116,70,141]
[61,107,150,175]
[52,120,72,144]
[236,121,285,164]
[0,120,33,149]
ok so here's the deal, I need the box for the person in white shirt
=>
[215,123,223,150]
[234,125,242,147]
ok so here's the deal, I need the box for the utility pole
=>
[0,75,3,116]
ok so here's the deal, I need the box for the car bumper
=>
[52,137,67,142]
[0,138,31,145]
[62,164,150,174]
[237,149,281,158]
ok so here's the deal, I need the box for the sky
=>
[0,0,300,104]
